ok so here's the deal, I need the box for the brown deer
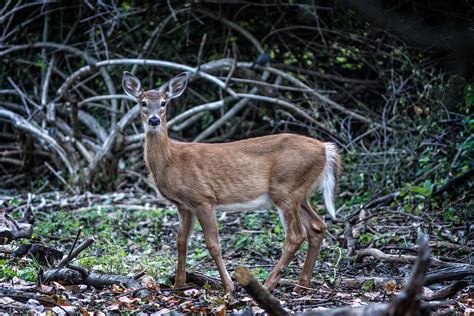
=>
[122,71,341,292]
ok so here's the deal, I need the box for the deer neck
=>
[144,124,172,179]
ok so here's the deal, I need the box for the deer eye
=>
[141,101,147,107]
[160,100,166,107]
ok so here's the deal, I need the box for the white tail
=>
[319,142,339,219]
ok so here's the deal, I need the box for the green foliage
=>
[0,260,17,280]
[404,180,433,198]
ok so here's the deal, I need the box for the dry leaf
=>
[52,281,66,290]
[183,288,201,297]
[117,296,141,304]
[384,281,397,294]
[38,284,54,294]
[216,305,226,316]
[112,284,125,293]
[107,304,120,311]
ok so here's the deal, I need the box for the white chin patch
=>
[143,123,161,133]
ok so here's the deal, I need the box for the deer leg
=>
[295,199,326,292]
[264,200,305,291]
[195,208,234,292]
[174,207,195,288]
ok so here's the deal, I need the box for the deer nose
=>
[148,116,160,127]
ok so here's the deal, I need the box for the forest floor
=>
[0,189,472,314]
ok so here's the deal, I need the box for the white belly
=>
[216,193,272,212]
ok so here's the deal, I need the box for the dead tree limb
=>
[424,281,468,301]
[168,271,223,290]
[43,268,150,298]
[0,108,75,176]
[424,265,474,285]
[0,211,32,245]
[432,167,474,196]
[354,247,453,267]
[56,237,94,268]
[234,266,290,316]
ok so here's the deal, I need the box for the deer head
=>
[122,71,188,133]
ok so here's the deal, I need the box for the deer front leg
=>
[196,207,234,292]
[174,207,195,288]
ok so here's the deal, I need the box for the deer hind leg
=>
[264,198,306,291]
[195,205,234,292]
[295,198,327,292]
[174,207,195,288]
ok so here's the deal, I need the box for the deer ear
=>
[166,72,188,100]
[122,71,143,99]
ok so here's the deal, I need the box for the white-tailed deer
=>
[123,71,341,292]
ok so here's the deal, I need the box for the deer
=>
[122,71,341,293]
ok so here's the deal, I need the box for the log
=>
[43,268,150,298]
[425,281,468,301]
[168,271,223,290]
[424,265,474,285]
[12,244,63,266]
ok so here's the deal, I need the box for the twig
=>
[56,237,94,268]
[196,33,207,70]
[354,247,457,267]
[432,166,474,196]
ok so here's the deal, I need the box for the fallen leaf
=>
[117,296,141,304]
[384,280,397,294]
[216,305,226,316]
[52,281,66,290]
[38,284,53,294]
[184,288,201,297]
[142,275,159,291]
[112,284,125,293]
[107,304,120,311]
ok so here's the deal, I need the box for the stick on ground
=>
[234,266,289,316]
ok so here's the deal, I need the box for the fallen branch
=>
[424,265,474,285]
[169,271,223,290]
[354,246,453,267]
[424,281,468,301]
[56,237,94,268]
[0,211,32,245]
[432,166,474,196]
[43,268,150,298]
[0,108,75,176]
[234,266,289,316]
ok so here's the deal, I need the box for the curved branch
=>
[86,105,140,183]
[237,62,390,130]
[58,58,237,100]
[0,42,119,126]
[0,108,75,176]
